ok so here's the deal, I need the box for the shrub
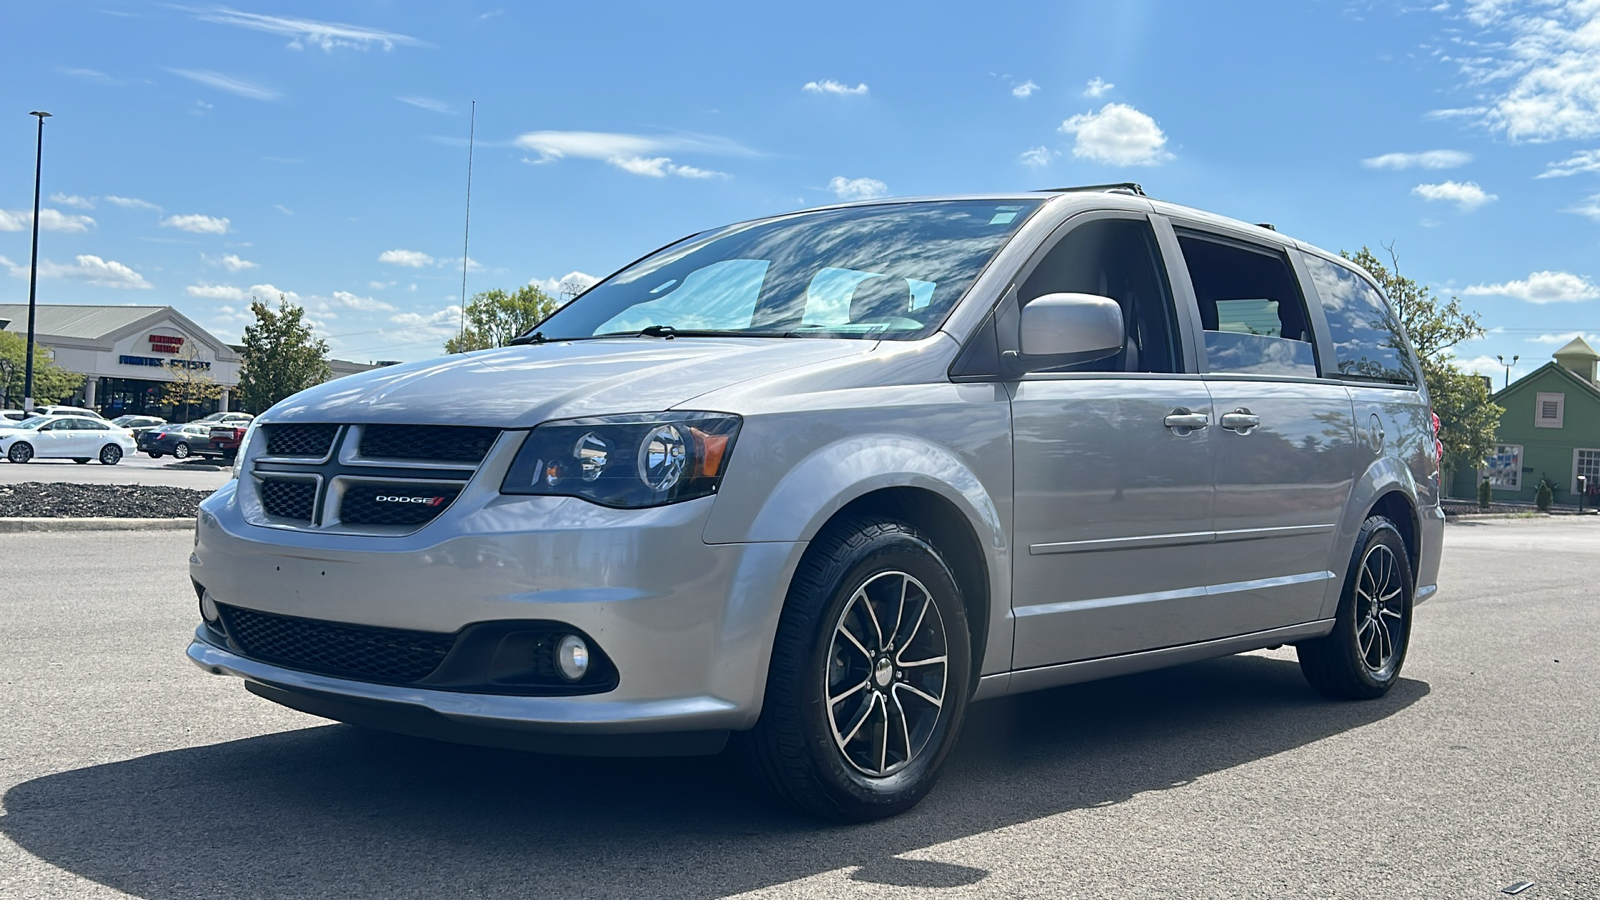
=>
[1477,478,1493,510]
[1536,479,1554,512]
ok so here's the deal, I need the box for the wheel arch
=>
[820,487,992,693]
[1325,458,1422,619]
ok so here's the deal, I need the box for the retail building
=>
[1453,336,1600,507]
[0,303,377,418]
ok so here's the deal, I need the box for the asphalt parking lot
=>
[0,518,1595,899]
[0,451,232,491]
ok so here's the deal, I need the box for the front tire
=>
[99,444,123,465]
[73,458,90,464]
[751,516,971,821]
[8,442,33,464]
[147,452,163,459]
[1297,515,1413,700]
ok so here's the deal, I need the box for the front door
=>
[1008,214,1218,669]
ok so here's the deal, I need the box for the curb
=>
[0,516,194,533]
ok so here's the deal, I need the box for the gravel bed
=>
[0,482,215,518]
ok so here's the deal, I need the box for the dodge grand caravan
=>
[189,185,1444,821]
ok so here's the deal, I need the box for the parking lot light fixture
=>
[24,111,52,415]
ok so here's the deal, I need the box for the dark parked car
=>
[140,423,213,459]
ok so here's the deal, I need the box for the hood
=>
[263,338,873,427]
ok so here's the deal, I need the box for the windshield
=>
[534,200,1042,341]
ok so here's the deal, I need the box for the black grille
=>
[359,425,500,463]
[218,604,454,683]
[260,478,316,521]
[265,424,339,457]
[338,483,462,527]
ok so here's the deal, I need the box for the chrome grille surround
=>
[244,424,504,535]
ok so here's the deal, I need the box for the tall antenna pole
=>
[458,100,476,349]
[24,111,52,413]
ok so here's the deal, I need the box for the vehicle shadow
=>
[1,655,1426,899]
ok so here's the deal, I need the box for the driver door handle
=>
[1163,410,1210,431]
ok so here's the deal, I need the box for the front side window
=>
[536,200,1043,341]
[1177,232,1318,378]
[1018,217,1179,373]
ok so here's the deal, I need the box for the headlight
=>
[230,421,260,480]
[500,412,741,508]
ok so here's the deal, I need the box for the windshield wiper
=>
[597,326,788,340]
[506,330,548,346]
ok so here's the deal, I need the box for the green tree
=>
[1343,246,1503,476]
[161,342,224,423]
[237,295,332,414]
[0,330,83,409]
[444,285,557,353]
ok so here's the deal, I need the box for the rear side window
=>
[1302,255,1416,385]
[1177,232,1318,378]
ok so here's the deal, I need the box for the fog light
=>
[200,591,220,623]
[555,634,590,682]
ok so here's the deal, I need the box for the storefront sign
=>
[168,358,212,370]
[149,333,185,354]
[120,355,166,367]
[118,354,212,371]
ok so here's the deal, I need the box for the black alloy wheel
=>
[1297,515,1414,700]
[751,515,971,821]
[99,444,123,466]
[8,442,33,464]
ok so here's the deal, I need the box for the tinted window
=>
[1020,218,1179,373]
[1303,255,1416,385]
[537,200,1043,341]
[1177,233,1317,377]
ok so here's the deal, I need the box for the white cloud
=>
[531,271,599,297]
[1463,270,1600,303]
[379,249,434,267]
[161,213,231,234]
[1454,354,1505,379]
[1539,149,1600,178]
[273,204,294,215]
[397,96,453,114]
[8,254,151,289]
[1059,103,1173,166]
[1362,150,1473,169]
[828,176,890,201]
[1566,192,1600,221]
[187,282,299,303]
[1083,77,1114,98]
[50,193,95,209]
[1437,2,1600,141]
[802,79,869,96]
[165,68,281,101]
[1012,80,1039,98]
[1411,180,1496,211]
[0,208,96,233]
[1018,146,1056,168]
[1529,330,1600,344]
[104,195,160,211]
[330,290,394,312]
[387,305,464,345]
[218,253,257,272]
[514,130,745,179]
[190,7,425,52]
[57,67,123,86]
[438,256,484,273]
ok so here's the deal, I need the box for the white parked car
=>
[1,415,136,465]
[30,405,108,420]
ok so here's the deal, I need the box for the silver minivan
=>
[189,186,1444,820]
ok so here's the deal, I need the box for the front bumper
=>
[190,481,805,747]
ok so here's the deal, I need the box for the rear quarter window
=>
[1303,255,1417,385]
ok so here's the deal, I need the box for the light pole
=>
[23,111,51,414]
[1496,354,1519,390]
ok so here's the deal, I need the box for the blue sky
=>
[3,1,1599,374]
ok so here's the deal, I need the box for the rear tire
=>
[751,516,971,822]
[1297,516,1413,700]
[99,444,123,466]
[74,458,90,464]
[147,452,163,459]
[8,442,32,464]
[173,443,190,459]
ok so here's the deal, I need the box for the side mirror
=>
[1015,293,1125,370]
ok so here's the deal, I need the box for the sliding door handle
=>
[1220,409,1261,434]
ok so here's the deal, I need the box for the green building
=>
[1454,337,1600,506]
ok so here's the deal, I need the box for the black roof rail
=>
[1036,182,1146,197]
